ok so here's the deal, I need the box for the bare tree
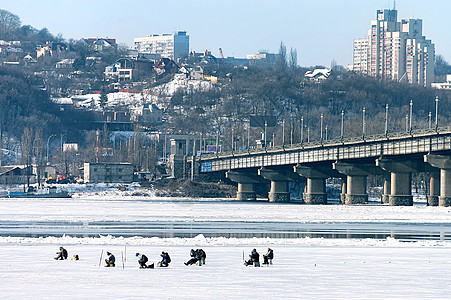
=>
[288,48,298,71]
[33,130,45,186]
[0,9,21,40]
[275,41,287,72]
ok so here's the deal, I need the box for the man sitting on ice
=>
[54,247,68,260]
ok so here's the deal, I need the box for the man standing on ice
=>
[105,252,115,267]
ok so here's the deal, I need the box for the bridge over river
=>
[197,128,451,206]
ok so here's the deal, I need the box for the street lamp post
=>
[300,116,304,144]
[435,96,439,130]
[320,114,324,142]
[340,110,344,140]
[282,119,285,146]
[428,111,432,130]
[325,125,328,141]
[385,104,389,136]
[362,108,366,138]
[307,127,310,143]
[215,130,219,154]
[264,121,267,148]
[247,125,250,150]
[231,128,234,152]
[409,100,413,133]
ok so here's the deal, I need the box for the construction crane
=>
[219,48,225,64]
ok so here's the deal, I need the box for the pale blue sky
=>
[1,0,450,66]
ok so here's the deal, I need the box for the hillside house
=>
[76,38,117,52]
[36,42,67,58]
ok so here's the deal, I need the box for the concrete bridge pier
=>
[340,180,347,204]
[295,165,339,205]
[333,162,373,205]
[258,167,302,202]
[424,155,451,207]
[382,172,391,204]
[428,172,440,206]
[376,159,417,206]
[226,170,264,201]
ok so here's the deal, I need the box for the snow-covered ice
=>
[1,191,451,299]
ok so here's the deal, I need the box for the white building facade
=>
[134,31,189,61]
[353,9,435,87]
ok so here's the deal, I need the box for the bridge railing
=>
[200,125,451,159]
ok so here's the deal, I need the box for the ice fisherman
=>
[105,251,116,267]
[158,251,171,267]
[263,248,274,265]
[184,249,201,266]
[244,248,260,267]
[54,246,68,260]
[136,253,153,268]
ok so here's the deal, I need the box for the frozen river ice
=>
[1,196,451,241]
[1,194,451,299]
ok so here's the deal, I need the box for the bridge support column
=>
[382,173,391,204]
[226,170,265,201]
[237,183,257,201]
[376,159,417,206]
[428,172,440,206]
[340,180,347,204]
[258,167,302,202]
[268,180,289,202]
[333,162,373,205]
[304,177,327,204]
[424,155,451,207]
[295,165,340,205]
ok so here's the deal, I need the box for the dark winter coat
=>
[161,252,171,265]
[108,254,116,264]
[62,248,68,259]
[138,254,148,263]
[250,249,260,262]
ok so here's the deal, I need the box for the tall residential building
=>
[353,39,368,74]
[134,31,189,61]
[353,9,435,87]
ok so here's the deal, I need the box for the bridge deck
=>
[200,128,451,172]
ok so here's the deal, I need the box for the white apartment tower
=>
[134,31,189,61]
[353,9,435,87]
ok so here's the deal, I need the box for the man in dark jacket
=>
[54,247,68,260]
[184,249,200,266]
[136,253,149,268]
[158,251,171,267]
[263,248,274,265]
[105,251,115,267]
[244,249,260,267]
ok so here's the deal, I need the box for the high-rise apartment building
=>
[353,9,435,87]
[134,31,189,61]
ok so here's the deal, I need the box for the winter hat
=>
[136,253,140,256]
[107,252,111,255]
